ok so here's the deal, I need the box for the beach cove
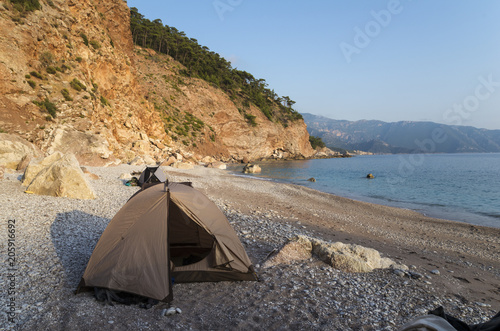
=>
[1,165,499,330]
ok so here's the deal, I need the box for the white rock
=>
[119,173,132,180]
[166,307,177,316]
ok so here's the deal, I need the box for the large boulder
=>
[264,235,404,273]
[171,162,194,170]
[22,152,64,186]
[23,153,96,199]
[0,133,41,169]
[243,163,261,174]
[43,125,115,166]
[206,162,227,170]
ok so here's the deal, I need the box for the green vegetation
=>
[34,98,58,118]
[29,71,42,79]
[75,56,83,63]
[61,64,71,72]
[80,33,89,47]
[309,135,326,149]
[39,51,54,67]
[9,0,41,12]
[46,66,56,74]
[130,8,303,126]
[70,78,86,91]
[100,96,110,107]
[27,80,36,88]
[89,40,101,50]
[244,113,257,127]
[61,88,73,101]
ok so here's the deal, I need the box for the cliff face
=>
[0,0,313,165]
[133,47,314,162]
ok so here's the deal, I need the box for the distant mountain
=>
[302,113,500,154]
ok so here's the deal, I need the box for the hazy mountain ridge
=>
[303,113,500,154]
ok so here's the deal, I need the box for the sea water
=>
[227,153,500,229]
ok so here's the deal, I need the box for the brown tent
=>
[77,182,257,302]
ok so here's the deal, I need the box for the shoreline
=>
[1,164,499,330]
[226,156,500,230]
[167,166,500,304]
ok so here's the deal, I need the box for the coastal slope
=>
[0,0,313,166]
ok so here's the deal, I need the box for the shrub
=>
[80,33,89,46]
[39,51,54,67]
[61,64,71,72]
[10,0,41,12]
[89,40,101,49]
[27,80,36,88]
[309,135,326,149]
[100,96,110,107]
[244,113,257,127]
[35,98,58,118]
[61,88,73,101]
[29,71,42,79]
[75,56,83,63]
[46,66,56,74]
[70,78,86,91]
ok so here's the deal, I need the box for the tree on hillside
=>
[309,135,326,149]
[129,7,304,125]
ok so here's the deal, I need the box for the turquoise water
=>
[228,153,500,228]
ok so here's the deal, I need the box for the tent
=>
[77,182,257,302]
[138,166,167,187]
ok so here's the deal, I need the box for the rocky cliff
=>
[0,0,313,167]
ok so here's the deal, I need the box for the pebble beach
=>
[1,164,499,330]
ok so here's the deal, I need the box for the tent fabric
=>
[78,182,256,302]
[138,166,167,187]
[398,306,500,331]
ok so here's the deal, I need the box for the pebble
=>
[0,165,496,330]
[409,271,424,280]
[165,307,177,316]
[430,269,440,275]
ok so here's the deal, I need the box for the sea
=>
[227,153,500,229]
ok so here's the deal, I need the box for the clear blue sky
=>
[126,0,500,130]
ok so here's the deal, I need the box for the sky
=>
[126,0,500,130]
